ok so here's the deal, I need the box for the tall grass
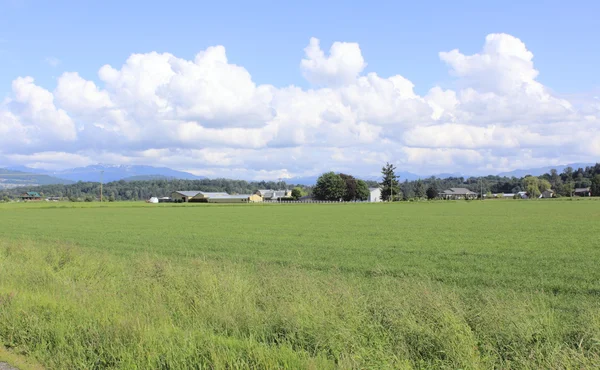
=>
[1,201,600,368]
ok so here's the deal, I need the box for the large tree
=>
[339,173,358,201]
[592,175,600,196]
[313,172,346,201]
[523,176,541,198]
[380,162,399,201]
[356,180,370,201]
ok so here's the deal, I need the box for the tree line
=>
[2,163,599,202]
[0,179,306,202]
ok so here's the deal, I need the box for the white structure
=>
[148,197,159,204]
[368,188,382,202]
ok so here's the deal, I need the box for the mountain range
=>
[1,162,596,188]
[0,169,74,189]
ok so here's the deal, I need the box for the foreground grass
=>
[1,201,600,368]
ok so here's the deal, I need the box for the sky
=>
[1,0,599,179]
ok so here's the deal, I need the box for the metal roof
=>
[174,191,203,197]
[209,195,250,199]
[575,188,590,192]
[443,188,477,195]
[195,192,229,197]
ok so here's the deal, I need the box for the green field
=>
[1,200,599,369]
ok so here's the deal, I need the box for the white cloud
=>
[1,34,599,179]
[301,37,366,87]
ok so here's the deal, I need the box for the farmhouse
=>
[574,187,591,197]
[440,188,477,200]
[368,188,381,202]
[255,189,291,200]
[20,191,42,201]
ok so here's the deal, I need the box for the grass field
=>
[1,200,599,368]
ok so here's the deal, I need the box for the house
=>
[517,191,528,199]
[540,190,554,199]
[440,188,478,200]
[20,191,42,201]
[574,187,591,197]
[368,188,382,202]
[254,189,292,201]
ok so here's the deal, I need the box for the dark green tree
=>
[356,180,370,201]
[426,186,438,200]
[592,175,600,196]
[291,187,303,200]
[313,172,346,201]
[380,162,399,201]
[414,180,426,199]
[339,173,358,201]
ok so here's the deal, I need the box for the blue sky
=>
[2,0,599,95]
[1,0,599,178]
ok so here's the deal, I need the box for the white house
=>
[368,188,381,202]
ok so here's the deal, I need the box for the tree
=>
[1,195,9,203]
[339,173,358,201]
[291,187,304,200]
[380,162,400,201]
[538,179,552,193]
[523,176,541,198]
[414,180,426,199]
[356,180,370,201]
[313,172,346,201]
[592,175,600,196]
[426,186,438,200]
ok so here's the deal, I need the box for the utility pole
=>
[100,170,104,202]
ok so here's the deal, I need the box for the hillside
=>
[0,169,74,189]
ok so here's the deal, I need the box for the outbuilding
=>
[368,188,382,202]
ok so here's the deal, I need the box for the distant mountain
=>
[21,164,206,183]
[497,163,595,178]
[0,169,74,188]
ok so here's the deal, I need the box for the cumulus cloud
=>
[1,34,599,179]
[301,37,366,87]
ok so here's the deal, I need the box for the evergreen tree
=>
[380,162,399,201]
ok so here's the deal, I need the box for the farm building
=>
[368,188,381,202]
[171,191,262,203]
[207,194,263,203]
[440,188,478,200]
[171,191,228,202]
[574,187,591,197]
[20,191,42,201]
[255,189,292,200]
[540,190,554,198]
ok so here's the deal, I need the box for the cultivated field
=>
[0,200,599,369]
